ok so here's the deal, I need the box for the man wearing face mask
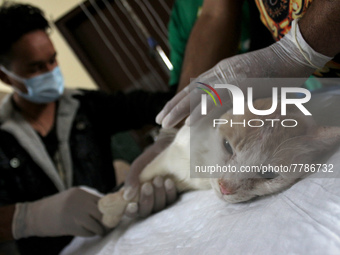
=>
[0,3,177,255]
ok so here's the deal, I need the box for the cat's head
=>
[210,98,340,203]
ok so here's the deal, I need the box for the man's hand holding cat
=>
[123,129,178,218]
[156,19,333,128]
[124,177,177,218]
[12,187,107,239]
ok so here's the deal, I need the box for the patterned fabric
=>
[255,0,340,78]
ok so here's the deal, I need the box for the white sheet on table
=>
[62,144,340,255]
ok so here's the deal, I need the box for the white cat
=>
[99,98,340,228]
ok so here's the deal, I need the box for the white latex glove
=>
[12,187,106,239]
[123,128,178,218]
[156,19,333,128]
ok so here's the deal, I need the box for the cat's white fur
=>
[99,99,340,228]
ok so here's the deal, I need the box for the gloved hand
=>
[12,187,106,239]
[156,19,333,128]
[123,128,178,218]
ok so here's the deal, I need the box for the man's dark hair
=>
[0,2,50,66]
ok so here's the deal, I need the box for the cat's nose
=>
[218,179,234,195]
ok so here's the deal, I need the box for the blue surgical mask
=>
[0,66,64,104]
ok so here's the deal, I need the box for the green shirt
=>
[168,0,251,86]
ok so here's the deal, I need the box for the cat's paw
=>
[98,190,128,228]
[101,213,123,228]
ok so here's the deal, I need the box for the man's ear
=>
[0,69,12,85]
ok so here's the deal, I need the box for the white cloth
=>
[62,161,340,255]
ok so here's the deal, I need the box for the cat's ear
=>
[312,126,340,142]
[306,126,340,156]
[292,126,340,163]
[270,126,340,169]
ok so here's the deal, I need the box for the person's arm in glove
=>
[123,128,178,218]
[11,187,106,239]
[156,0,340,128]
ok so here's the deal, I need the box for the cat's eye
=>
[257,171,279,179]
[223,139,233,155]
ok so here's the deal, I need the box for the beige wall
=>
[0,0,97,93]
